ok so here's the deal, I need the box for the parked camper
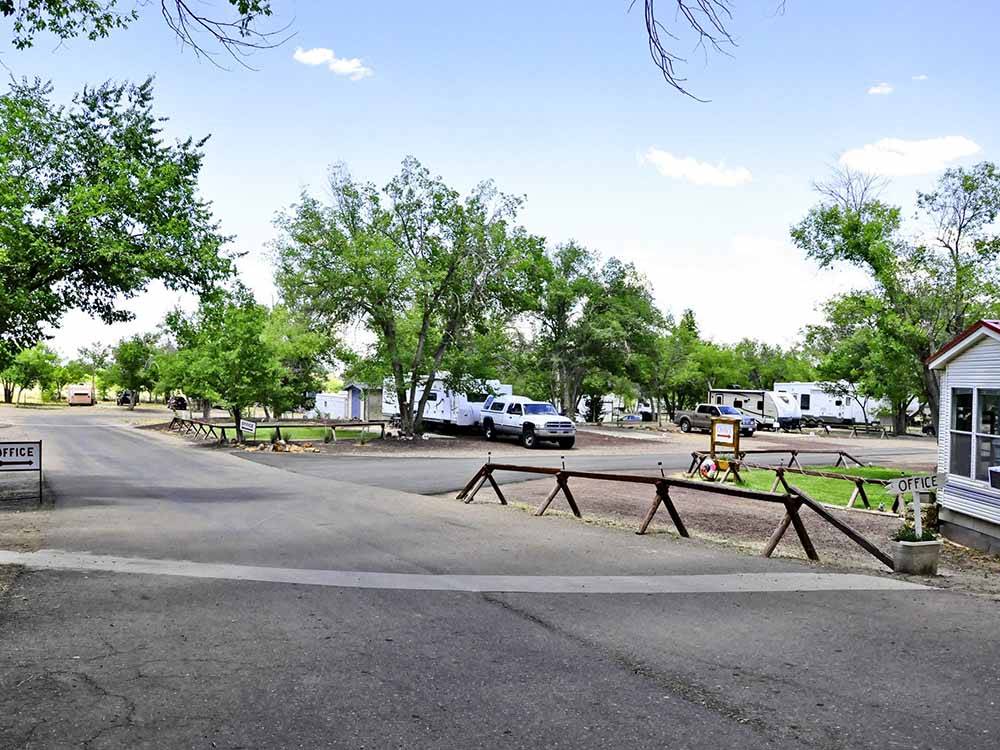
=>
[382,378,513,428]
[67,384,94,406]
[773,381,876,427]
[707,389,801,431]
[575,395,655,423]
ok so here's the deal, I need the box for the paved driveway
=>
[1,406,995,749]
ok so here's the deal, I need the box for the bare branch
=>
[159,1,294,70]
[629,1,788,100]
[628,0,736,101]
[813,165,889,214]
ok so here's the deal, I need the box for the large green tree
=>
[167,292,279,437]
[259,306,333,419]
[0,78,232,372]
[109,335,157,409]
[530,244,664,419]
[792,163,1000,434]
[274,157,545,436]
[166,292,327,438]
[1,343,58,403]
[77,342,111,402]
[50,359,90,401]
[806,294,923,432]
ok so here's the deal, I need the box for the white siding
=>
[309,392,348,420]
[937,336,1000,525]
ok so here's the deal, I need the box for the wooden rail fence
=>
[167,416,387,444]
[687,450,909,513]
[456,461,893,570]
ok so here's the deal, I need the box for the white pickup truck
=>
[480,395,576,449]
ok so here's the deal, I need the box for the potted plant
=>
[891,524,943,575]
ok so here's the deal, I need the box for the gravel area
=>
[147,421,684,457]
[146,418,939,461]
[444,473,1000,598]
[0,476,48,596]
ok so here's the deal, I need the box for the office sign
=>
[710,417,741,456]
[239,419,257,435]
[887,474,938,496]
[0,441,41,472]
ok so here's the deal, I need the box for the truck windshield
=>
[718,406,742,415]
[525,403,558,415]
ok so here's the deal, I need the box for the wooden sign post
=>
[709,417,741,457]
[887,474,939,532]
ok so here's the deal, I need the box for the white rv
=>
[381,378,513,428]
[774,382,880,427]
[575,395,654,423]
[66,383,95,406]
[773,382,924,428]
[707,389,801,431]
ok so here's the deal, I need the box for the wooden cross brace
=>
[763,497,819,561]
[534,472,581,518]
[846,479,870,509]
[636,481,689,537]
[457,466,507,506]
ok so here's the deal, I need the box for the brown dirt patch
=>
[154,421,675,457]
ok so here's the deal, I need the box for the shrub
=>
[892,524,937,543]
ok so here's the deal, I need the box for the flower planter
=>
[892,540,943,576]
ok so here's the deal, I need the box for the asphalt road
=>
[1,406,996,749]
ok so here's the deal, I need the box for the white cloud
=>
[912,74,929,81]
[839,136,981,176]
[867,82,893,95]
[629,235,872,346]
[641,147,752,187]
[292,46,373,80]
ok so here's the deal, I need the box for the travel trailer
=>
[381,378,513,428]
[773,381,883,427]
[575,395,655,423]
[707,389,801,431]
[66,384,95,406]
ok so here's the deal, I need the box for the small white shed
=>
[928,320,1000,554]
[309,392,349,420]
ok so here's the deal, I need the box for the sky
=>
[8,0,998,358]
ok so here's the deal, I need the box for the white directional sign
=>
[0,442,41,472]
[239,419,257,435]
[887,474,938,496]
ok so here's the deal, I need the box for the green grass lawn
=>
[728,465,913,508]
[250,426,376,442]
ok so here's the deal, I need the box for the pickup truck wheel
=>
[679,418,691,433]
[483,420,496,441]
[521,427,537,449]
[558,437,575,449]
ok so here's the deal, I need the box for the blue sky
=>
[10,0,997,357]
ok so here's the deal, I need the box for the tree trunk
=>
[202,400,211,419]
[233,405,243,443]
[893,401,908,436]
[2,383,12,403]
[920,365,941,437]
